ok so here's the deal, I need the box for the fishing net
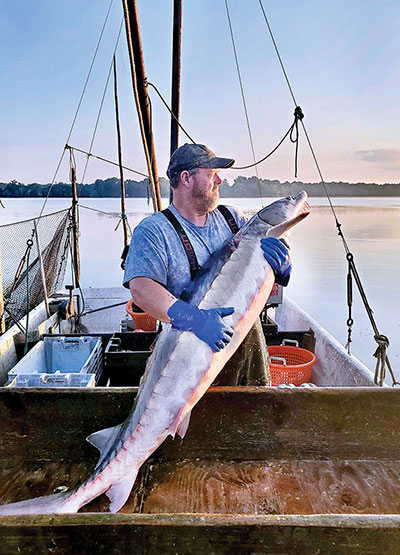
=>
[0,209,70,331]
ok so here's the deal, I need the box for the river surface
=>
[1,197,399,379]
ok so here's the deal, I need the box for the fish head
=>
[256,190,310,240]
[258,191,309,226]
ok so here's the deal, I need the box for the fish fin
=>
[0,492,70,515]
[266,212,309,239]
[86,424,123,468]
[176,412,191,439]
[106,473,138,513]
[168,407,191,440]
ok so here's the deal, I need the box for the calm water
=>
[1,197,400,378]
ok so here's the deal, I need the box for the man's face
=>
[190,168,222,213]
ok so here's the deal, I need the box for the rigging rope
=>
[78,204,133,234]
[115,213,133,237]
[146,82,196,144]
[147,78,303,179]
[257,0,397,385]
[36,0,116,220]
[65,212,86,322]
[23,240,33,356]
[1,3,116,332]
[257,0,340,223]
[112,54,131,267]
[78,204,121,217]
[233,106,304,175]
[80,18,124,185]
[224,0,264,205]
[66,145,148,178]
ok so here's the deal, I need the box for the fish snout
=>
[264,190,310,240]
[294,190,310,216]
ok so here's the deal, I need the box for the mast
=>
[70,159,81,288]
[170,0,182,157]
[122,0,162,212]
[113,55,129,253]
[0,249,5,333]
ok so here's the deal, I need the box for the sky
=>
[1,0,399,186]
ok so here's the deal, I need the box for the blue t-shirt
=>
[123,204,246,299]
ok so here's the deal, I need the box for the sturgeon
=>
[0,191,309,515]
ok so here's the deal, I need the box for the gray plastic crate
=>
[8,336,102,387]
[8,373,95,388]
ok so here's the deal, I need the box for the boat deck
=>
[2,457,400,517]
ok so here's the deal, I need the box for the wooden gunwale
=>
[1,387,399,461]
[0,513,400,554]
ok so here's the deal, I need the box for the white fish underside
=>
[0,192,309,515]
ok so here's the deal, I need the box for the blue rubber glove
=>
[167,299,234,352]
[260,237,292,286]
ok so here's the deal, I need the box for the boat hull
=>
[0,387,399,552]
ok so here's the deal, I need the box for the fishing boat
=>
[0,1,399,552]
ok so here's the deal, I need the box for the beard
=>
[192,183,220,213]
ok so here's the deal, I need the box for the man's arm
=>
[129,277,176,322]
[129,276,234,352]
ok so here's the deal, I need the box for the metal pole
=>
[122,0,162,212]
[113,55,129,250]
[70,162,81,287]
[0,249,5,333]
[33,220,50,318]
[170,0,182,157]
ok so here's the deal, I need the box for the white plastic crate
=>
[8,336,102,387]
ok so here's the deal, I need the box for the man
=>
[123,143,291,385]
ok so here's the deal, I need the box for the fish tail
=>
[0,492,73,515]
[106,470,139,513]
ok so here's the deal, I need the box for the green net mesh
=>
[0,209,70,331]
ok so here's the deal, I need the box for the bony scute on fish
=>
[0,191,309,515]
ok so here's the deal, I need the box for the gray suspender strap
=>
[162,206,239,280]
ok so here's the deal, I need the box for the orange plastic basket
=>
[268,345,316,386]
[126,300,157,332]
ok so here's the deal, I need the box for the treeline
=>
[1,176,399,198]
[0,177,171,198]
[220,177,400,197]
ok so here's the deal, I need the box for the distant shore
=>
[1,176,399,198]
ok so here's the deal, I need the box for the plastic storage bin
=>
[102,331,156,386]
[8,373,95,388]
[7,336,102,387]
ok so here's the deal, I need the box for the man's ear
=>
[180,170,191,189]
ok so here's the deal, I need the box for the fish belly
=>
[167,235,274,427]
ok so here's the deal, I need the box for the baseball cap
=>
[167,143,235,179]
